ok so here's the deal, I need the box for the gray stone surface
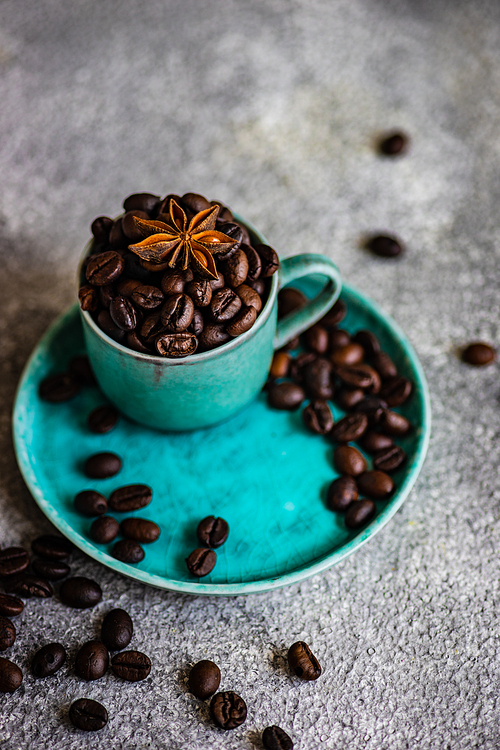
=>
[1,0,500,747]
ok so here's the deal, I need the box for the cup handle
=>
[274,254,342,350]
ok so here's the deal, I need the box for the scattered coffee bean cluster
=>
[185,515,230,577]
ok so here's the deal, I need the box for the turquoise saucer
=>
[12,285,430,596]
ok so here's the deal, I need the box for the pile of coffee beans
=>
[185,515,230,577]
[78,192,279,358]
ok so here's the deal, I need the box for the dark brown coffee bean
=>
[90,516,119,544]
[69,355,96,386]
[141,311,165,341]
[360,431,394,454]
[215,222,243,258]
[210,691,247,730]
[185,279,212,307]
[0,657,22,692]
[0,594,24,618]
[161,293,195,332]
[198,324,230,351]
[241,244,261,282]
[304,358,333,400]
[78,285,99,312]
[236,284,262,312]
[335,364,377,390]
[109,218,126,249]
[186,548,217,577]
[287,641,322,681]
[109,484,152,513]
[320,299,347,328]
[289,352,317,384]
[32,643,66,678]
[372,351,397,380]
[121,211,150,242]
[69,698,108,731]
[345,499,377,529]
[101,609,133,651]
[156,331,199,358]
[87,405,119,434]
[120,518,160,544]
[330,413,368,443]
[333,445,367,477]
[357,470,394,498]
[210,270,226,290]
[336,387,365,411]
[85,452,122,479]
[123,192,160,213]
[112,539,145,564]
[109,295,137,331]
[32,559,70,581]
[38,372,80,403]
[126,330,152,353]
[305,325,329,354]
[226,305,257,336]
[111,650,151,682]
[160,271,187,296]
[365,235,403,258]
[270,351,291,379]
[223,247,249,287]
[357,364,382,393]
[211,288,242,322]
[354,397,388,425]
[247,277,266,295]
[99,282,117,308]
[59,577,102,609]
[0,547,29,578]
[373,445,406,472]
[140,257,174,272]
[196,517,229,549]
[91,216,113,243]
[130,284,164,310]
[326,476,358,512]
[75,640,109,681]
[255,243,279,277]
[97,310,126,343]
[379,132,409,156]
[189,659,221,699]
[462,342,496,366]
[86,250,125,286]
[329,329,351,351]
[353,330,381,357]
[32,535,72,562]
[4,574,53,598]
[267,382,306,410]
[278,287,306,318]
[0,617,15,651]
[330,342,364,367]
[262,725,294,750]
[302,400,334,435]
[379,409,411,436]
[379,376,413,407]
[188,309,204,337]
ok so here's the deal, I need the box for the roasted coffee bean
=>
[126,330,151,353]
[109,217,126,248]
[38,372,80,403]
[188,309,204,336]
[304,358,333,400]
[0,547,29,578]
[326,476,358,512]
[287,641,322,681]
[210,270,226,290]
[99,282,117,308]
[69,698,108,731]
[196,516,229,549]
[278,287,306,318]
[330,342,364,367]
[186,548,217,577]
[333,445,367,477]
[31,643,66,678]
[372,351,397,380]
[111,650,151,682]
[120,518,160,544]
[462,342,496,366]
[379,132,409,156]
[185,279,212,307]
[90,516,119,544]
[87,405,119,434]
[141,311,165,341]
[97,310,126,343]
[59,577,102,609]
[130,284,164,310]
[75,640,109,681]
[85,452,122,479]
[379,409,411,436]
[161,293,195,332]
[336,387,365,411]
[379,376,413,407]
[69,355,96,386]
[0,617,15,651]
[109,484,152,513]
[86,250,124,286]
[32,534,73,561]
[267,382,306,410]
[91,216,113,243]
[110,295,137,331]
[373,445,406,472]
[78,285,99,312]
[262,725,294,750]
[330,413,368,443]
[345,499,377,529]
[123,192,160,213]
[198,324,230,351]
[357,470,394,498]
[182,192,211,214]
[32,559,70,581]
[210,691,247,730]
[101,609,133,651]
[302,400,334,435]
[4,574,53,598]
[236,283,262,312]
[211,288,242,322]
[112,539,145,564]
[255,243,279,277]
[320,299,347,328]
[122,210,150,242]
[124,252,157,283]
[354,397,388,425]
[0,657,23,692]
[305,325,329,354]
[215,223,243,257]
[140,257,174,272]
[226,305,257,336]
[242,244,262,281]
[270,351,291,379]
[189,659,221,699]
[365,235,403,258]
[360,431,394,454]
[161,271,186,296]
[353,330,381,357]
[247,277,266,295]
[289,352,316,384]
[0,594,24,618]
[223,247,249,287]
[329,329,351,351]
[335,363,379,391]
[156,331,198,357]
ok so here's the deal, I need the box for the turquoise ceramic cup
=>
[79,217,341,431]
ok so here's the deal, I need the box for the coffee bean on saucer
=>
[90,516,119,544]
[210,691,247,730]
[269,352,291,379]
[303,358,333,400]
[0,617,16,651]
[365,235,403,258]
[120,518,160,544]
[85,453,122,479]
[70,356,97,387]
[330,413,368,443]
[335,387,365,411]
[32,559,71,581]
[196,517,229,549]
[359,431,394,454]
[267,382,306,410]
[262,725,294,750]
[69,698,108,731]
[378,409,411,436]
[0,547,29,578]
[86,250,125,286]
[320,299,347,328]
[277,288,307,318]
[345,499,376,529]
[287,641,322,681]
[32,535,72,561]
[59,577,102,609]
[289,352,316,384]
[305,325,329,355]
[333,445,367,477]
[111,651,151,682]
[4,575,53,599]
[109,485,152,513]
[302,400,334,435]
[330,342,364,367]
[462,342,496,366]
[0,657,23,693]
[186,549,217,577]
[335,363,379,391]
[87,405,119,434]
[38,373,80,403]
[354,397,388,425]
[189,660,221,699]
[373,445,407,473]
[357,471,394,499]
[74,490,108,517]
[101,609,133,651]
[75,641,109,681]
[353,330,381,358]
[379,376,413,407]
[32,643,66,678]
[372,351,397,380]
[329,329,351,351]
[112,540,145,564]
[0,594,24,618]
[326,476,358,512]
[378,132,409,156]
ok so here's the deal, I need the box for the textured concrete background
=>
[1,0,500,747]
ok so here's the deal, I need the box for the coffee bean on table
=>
[74,490,108,517]
[32,535,72,561]
[287,641,322,681]
[210,691,247,730]
[90,516,119,544]
[277,288,306,318]
[38,373,80,403]
[112,540,145,564]
[111,651,151,682]
[302,400,334,435]
[32,643,66,678]
[32,559,71,581]
[85,452,122,479]
[378,409,411,436]
[373,445,407,472]
[378,132,409,156]
[101,609,133,651]
[345,499,377,529]
[326,476,359,512]
[379,376,412,407]
[330,342,364,367]
[330,413,368,443]
[86,250,125,286]
[0,657,23,693]
[353,330,381,357]
[267,382,306,411]
[60,577,102,609]
[365,235,403,258]
[357,471,394,499]
[120,518,161,544]
[360,431,394,454]
[0,617,16,651]
[0,547,29,578]
[75,640,109,681]
[333,445,367,477]
[196,517,229,549]
[4,575,53,599]
[262,725,294,750]
[69,698,108,731]
[186,549,217,577]
[462,342,496,366]
[0,594,24,618]
[87,405,119,434]
[188,660,221,699]
[109,485,152,513]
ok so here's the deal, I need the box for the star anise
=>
[128,199,236,279]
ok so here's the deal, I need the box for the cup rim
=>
[78,213,279,366]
